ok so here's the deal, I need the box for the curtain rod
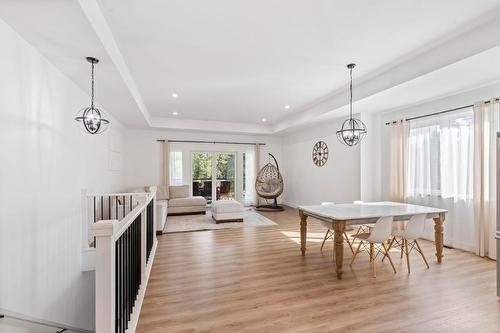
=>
[156,139,266,145]
[385,98,499,125]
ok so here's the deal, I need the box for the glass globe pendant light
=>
[336,63,367,146]
[75,57,110,134]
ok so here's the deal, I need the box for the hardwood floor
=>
[136,206,499,333]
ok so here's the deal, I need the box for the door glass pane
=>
[192,153,212,204]
[216,153,235,200]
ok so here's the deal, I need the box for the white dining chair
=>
[383,213,429,273]
[350,216,396,277]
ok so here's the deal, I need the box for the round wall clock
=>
[312,141,328,167]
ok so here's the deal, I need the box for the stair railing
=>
[92,191,157,333]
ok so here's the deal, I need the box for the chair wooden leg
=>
[350,239,363,266]
[370,243,376,277]
[414,240,430,269]
[344,232,355,254]
[320,230,330,252]
[382,236,396,262]
[404,239,411,274]
[382,242,397,274]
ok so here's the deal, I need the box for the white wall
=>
[280,117,361,207]
[124,129,282,192]
[0,19,127,331]
[360,112,382,202]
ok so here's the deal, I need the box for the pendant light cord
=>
[349,66,353,120]
[91,61,95,109]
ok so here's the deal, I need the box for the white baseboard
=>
[281,201,298,208]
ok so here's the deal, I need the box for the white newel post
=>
[92,220,118,333]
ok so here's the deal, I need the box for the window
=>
[170,151,183,185]
[406,108,473,200]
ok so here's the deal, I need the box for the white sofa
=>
[155,199,168,232]
[167,185,207,215]
[143,186,168,233]
[144,185,207,232]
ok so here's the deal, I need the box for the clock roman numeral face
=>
[312,141,328,167]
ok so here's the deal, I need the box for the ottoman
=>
[212,200,244,224]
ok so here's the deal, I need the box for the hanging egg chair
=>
[255,153,284,212]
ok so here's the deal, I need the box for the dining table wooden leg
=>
[333,219,346,279]
[299,209,307,256]
[433,212,445,263]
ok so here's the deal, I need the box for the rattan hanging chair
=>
[255,153,284,211]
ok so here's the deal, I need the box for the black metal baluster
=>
[117,236,120,333]
[120,236,124,333]
[101,196,103,221]
[126,226,130,325]
[108,195,111,220]
[115,240,118,333]
[133,219,137,304]
[125,229,130,328]
[93,197,96,248]
[124,228,128,329]
[131,220,135,309]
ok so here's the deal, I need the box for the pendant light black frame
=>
[75,57,110,134]
[336,63,367,146]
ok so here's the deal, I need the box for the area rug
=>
[163,209,277,233]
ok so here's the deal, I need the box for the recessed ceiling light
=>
[284,105,290,109]
[172,111,178,116]
[262,118,267,122]
[171,93,178,98]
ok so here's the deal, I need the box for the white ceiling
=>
[1,0,500,133]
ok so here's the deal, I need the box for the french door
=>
[191,152,236,204]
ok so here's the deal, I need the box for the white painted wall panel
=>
[281,117,361,206]
[0,18,127,331]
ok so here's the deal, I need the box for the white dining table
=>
[298,201,447,279]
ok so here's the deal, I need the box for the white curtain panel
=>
[254,144,261,206]
[406,122,433,197]
[406,109,475,251]
[389,120,407,202]
[162,141,170,188]
[473,99,499,259]
[244,148,256,206]
[439,113,474,200]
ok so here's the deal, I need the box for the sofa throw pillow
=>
[156,185,169,200]
[169,185,189,199]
